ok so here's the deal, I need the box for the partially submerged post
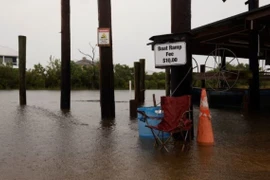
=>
[134,62,141,104]
[97,0,115,119]
[61,0,71,110]
[18,36,27,105]
[139,59,145,104]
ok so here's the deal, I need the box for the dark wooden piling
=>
[200,65,206,88]
[129,62,140,118]
[139,59,145,104]
[171,0,193,139]
[248,0,260,111]
[60,0,71,110]
[98,0,115,119]
[134,62,141,103]
[129,99,137,118]
[170,0,192,97]
[18,36,27,105]
[165,68,171,96]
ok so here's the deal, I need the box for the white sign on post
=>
[98,28,110,46]
[154,41,186,68]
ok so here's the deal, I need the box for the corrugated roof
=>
[0,45,18,57]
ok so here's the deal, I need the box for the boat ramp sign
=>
[154,41,186,68]
[98,28,110,46]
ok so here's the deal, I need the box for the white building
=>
[0,45,18,67]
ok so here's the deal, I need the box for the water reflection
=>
[0,90,270,179]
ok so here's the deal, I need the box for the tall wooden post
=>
[139,59,145,104]
[171,0,193,139]
[170,0,192,97]
[61,0,71,110]
[98,0,115,119]
[248,0,260,111]
[18,36,27,105]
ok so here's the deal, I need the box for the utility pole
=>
[248,0,260,111]
[98,0,115,119]
[61,0,71,110]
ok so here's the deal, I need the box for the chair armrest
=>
[137,110,163,122]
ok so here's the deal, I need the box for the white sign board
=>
[98,28,110,46]
[154,42,186,68]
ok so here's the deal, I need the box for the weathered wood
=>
[129,99,137,118]
[165,68,170,96]
[98,0,115,119]
[152,94,157,107]
[248,0,260,111]
[134,62,140,104]
[61,0,71,110]
[171,0,193,139]
[170,0,192,97]
[18,36,27,105]
[139,59,145,103]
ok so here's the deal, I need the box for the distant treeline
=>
[1,59,269,90]
[0,59,166,90]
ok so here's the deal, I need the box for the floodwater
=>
[0,90,269,180]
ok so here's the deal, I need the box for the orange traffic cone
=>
[197,88,214,146]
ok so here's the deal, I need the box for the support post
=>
[248,0,260,111]
[18,36,27,105]
[200,64,206,88]
[98,0,115,119]
[61,0,71,110]
[139,59,145,104]
[165,67,171,96]
[171,0,193,139]
[170,0,192,97]
[134,62,141,104]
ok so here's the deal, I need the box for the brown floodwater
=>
[0,90,269,180]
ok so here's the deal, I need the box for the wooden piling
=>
[170,0,192,97]
[98,0,115,119]
[60,0,71,110]
[139,59,145,104]
[171,0,193,139]
[248,0,260,111]
[134,62,141,104]
[129,99,137,118]
[200,65,205,88]
[18,36,27,105]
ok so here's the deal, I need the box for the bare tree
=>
[78,42,97,63]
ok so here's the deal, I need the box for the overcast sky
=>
[0,0,269,72]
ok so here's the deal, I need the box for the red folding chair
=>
[137,95,192,152]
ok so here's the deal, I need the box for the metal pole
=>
[98,0,115,119]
